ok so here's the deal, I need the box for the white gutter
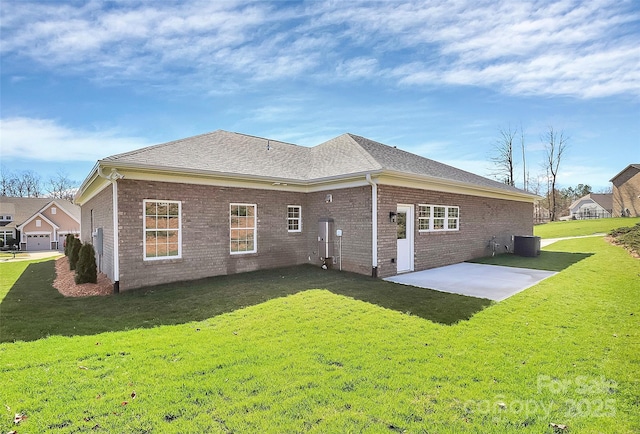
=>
[97,166,124,293]
[365,173,378,277]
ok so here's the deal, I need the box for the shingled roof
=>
[0,197,80,229]
[100,129,527,194]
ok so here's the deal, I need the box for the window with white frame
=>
[418,204,460,232]
[230,204,256,254]
[36,219,42,227]
[51,207,57,215]
[0,230,13,244]
[143,200,181,260]
[287,206,301,232]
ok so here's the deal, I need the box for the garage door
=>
[58,234,66,251]
[26,234,51,251]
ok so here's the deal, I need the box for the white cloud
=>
[0,117,150,162]
[1,0,638,98]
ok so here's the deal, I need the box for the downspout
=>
[97,166,124,293]
[366,173,378,277]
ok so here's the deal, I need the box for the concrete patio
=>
[384,262,557,301]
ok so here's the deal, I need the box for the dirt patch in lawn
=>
[54,256,113,297]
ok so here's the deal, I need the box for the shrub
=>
[5,237,17,248]
[69,238,82,271]
[75,243,97,284]
[609,223,640,256]
[0,239,4,248]
[64,234,75,256]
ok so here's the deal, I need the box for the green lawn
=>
[1,238,639,433]
[469,250,592,272]
[534,217,640,239]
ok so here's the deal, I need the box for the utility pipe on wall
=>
[365,173,378,277]
[97,166,124,293]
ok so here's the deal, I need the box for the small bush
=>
[64,234,75,256]
[75,243,97,284]
[609,223,640,256]
[69,238,82,271]
[609,226,633,237]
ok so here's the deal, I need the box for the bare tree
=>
[1,167,16,196]
[19,170,43,197]
[47,171,78,201]
[542,127,569,221]
[0,169,44,197]
[490,125,517,186]
[520,124,527,191]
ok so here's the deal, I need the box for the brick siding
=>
[116,180,311,290]
[376,185,533,278]
[303,186,372,275]
[612,167,640,217]
[81,185,114,280]
[84,179,534,290]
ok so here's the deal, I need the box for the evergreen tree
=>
[75,243,97,284]
[69,238,82,271]
[64,234,74,256]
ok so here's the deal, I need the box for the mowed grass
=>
[469,250,592,272]
[1,238,639,433]
[0,262,489,343]
[534,217,640,239]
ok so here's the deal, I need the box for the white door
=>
[396,204,414,273]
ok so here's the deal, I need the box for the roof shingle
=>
[100,129,529,194]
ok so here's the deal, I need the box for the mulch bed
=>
[53,256,113,297]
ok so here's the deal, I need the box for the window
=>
[36,219,42,227]
[230,204,256,254]
[0,230,12,244]
[143,200,181,260]
[51,207,57,215]
[418,204,460,232]
[287,206,301,232]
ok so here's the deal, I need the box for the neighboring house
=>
[568,193,613,220]
[610,164,640,217]
[75,130,538,292]
[533,202,551,223]
[0,197,81,250]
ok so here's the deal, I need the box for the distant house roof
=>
[569,193,613,213]
[0,197,80,229]
[610,164,640,182]
[91,129,530,197]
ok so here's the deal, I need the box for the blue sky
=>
[1,0,639,192]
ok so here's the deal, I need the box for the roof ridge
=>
[231,131,304,148]
[343,133,385,169]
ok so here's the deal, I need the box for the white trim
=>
[34,200,81,225]
[377,172,537,203]
[230,203,257,255]
[396,204,415,273]
[366,174,378,272]
[286,205,302,233]
[16,212,59,231]
[142,199,182,261]
[418,204,460,232]
[77,162,538,207]
[75,172,111,205]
